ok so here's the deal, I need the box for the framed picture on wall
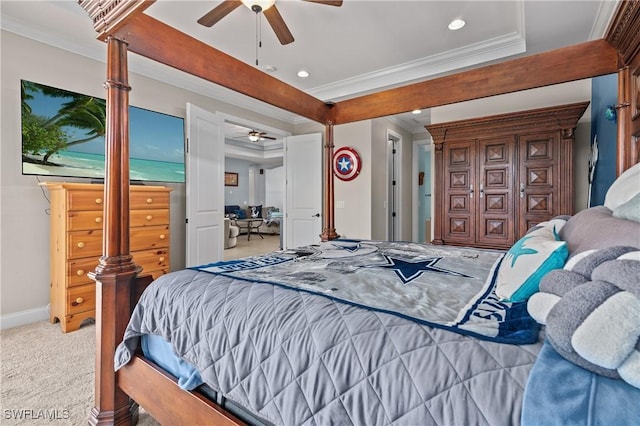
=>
[224,172,238,186]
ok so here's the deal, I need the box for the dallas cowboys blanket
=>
[115,240,543,425]
[193,240,538,344]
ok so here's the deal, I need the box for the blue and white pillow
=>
[496,225,568,302]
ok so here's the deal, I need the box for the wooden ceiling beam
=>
[332,39,620,125]
[110,13,328,124]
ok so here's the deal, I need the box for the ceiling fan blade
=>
[197,1,242,27]
[264,5,294,45]
[262,135,277,140]
[302,0,343,6]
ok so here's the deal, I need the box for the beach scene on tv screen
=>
[21,80,185,183]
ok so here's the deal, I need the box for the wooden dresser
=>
[43,182,171,332]
[426,102,589,250]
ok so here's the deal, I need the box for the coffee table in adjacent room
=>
[233,218,264,241]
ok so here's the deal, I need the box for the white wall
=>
[265,166,284,209]
[0,30,294,327]
[334,121,372,239]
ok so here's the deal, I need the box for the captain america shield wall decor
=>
[333,147,362,181]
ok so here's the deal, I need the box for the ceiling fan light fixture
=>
[241,0,275,12]
[248,131,261,142]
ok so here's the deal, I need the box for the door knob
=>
[312,213,320,217]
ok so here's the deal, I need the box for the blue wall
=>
[590,74,618,206]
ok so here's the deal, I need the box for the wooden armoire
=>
[426,101,589,250]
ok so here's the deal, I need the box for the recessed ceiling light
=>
[448,19,466,30]
[297,70,310,78]
[412,109,422,115]
[263,65,277,73]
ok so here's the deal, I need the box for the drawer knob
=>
[77,269,85,276]
[72,297,84,306]
[95,198,103,204]
[159,257,166,262]
[159,234,166,240]
[146,215,153,221]
[77,242,85,248]
[146,198,153,204]
[95,217,102,223]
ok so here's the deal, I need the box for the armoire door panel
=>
[444,141,476,242]
[519,132,560,237]
[525,193,553,214]
[524,136,554,161]
[450,195,469,212]
[449,145,472,167]
[450,171,470,189]
[484,194,507,213]
[477,137,515,246]
[447,216,472,239]
[484,218,509,238]
[484,168,507,188]
[525,166,553,187]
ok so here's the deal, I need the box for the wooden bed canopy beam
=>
[332,39,620,124]
[109,13,328,124]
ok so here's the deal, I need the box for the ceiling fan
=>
[197,0,343,45]
[248,130,276,142]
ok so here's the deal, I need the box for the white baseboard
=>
[0,305,49,330]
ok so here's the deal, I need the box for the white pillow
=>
[604,163,640,211]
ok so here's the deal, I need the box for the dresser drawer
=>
[68,208,169,231]
[67,283,95,315]
[131,191,170,210]
[67,190,104,211]
[67,257,100,287]
[68,210,104,231]
[68,230,102,259]
[130,225,170,251]
[131,209,170,227]
[133,248,169,272]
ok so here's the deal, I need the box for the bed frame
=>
[74,1,640,424]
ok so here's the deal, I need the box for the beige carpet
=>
[0,320,159,426]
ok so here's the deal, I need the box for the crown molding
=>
[307,32,526,102]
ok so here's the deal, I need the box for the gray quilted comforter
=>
[116,266,542,426]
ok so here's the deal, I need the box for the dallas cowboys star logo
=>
[337,156,352,171]
[372,255,473,285]
[331,242,361,252]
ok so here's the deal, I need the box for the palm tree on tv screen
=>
[21,81,106,165]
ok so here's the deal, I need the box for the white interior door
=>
[185,103,224,267]
[284,133,322,249]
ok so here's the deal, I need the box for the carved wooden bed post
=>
[321,118,340,241]
[88,35,139,426]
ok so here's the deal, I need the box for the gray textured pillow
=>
[613,193,640,223]
[559,206,640,257]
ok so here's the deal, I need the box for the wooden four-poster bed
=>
[74,1,640,425]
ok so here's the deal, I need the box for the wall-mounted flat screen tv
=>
[21,80,185,183]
